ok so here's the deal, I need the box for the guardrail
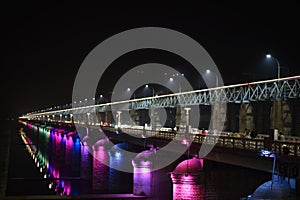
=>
[101,126,300,157]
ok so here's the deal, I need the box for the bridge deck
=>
[100,126,300,158]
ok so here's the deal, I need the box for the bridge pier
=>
[212,103,227,132]
[270,100,292,135]
[170,158,204,200]
[105,111,113,125]
[239,103,255,133]
[132,149,155,197]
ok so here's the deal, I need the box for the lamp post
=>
[206,69,219,87]
[126,87,136,99]
[145,84,155,97]
[169,77,182,93]
[266,54,281,80]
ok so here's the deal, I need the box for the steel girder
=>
[22,76,300,118]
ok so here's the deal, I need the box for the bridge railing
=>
[102,126,300,157]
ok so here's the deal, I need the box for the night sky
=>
[1,3,300,118]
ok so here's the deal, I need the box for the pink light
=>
[63,181,71,195]
[173,182,205,198]
[181,139,189,145]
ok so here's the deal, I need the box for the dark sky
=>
[1,3,300,118]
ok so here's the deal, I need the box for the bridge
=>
[21,75,300,135]
[18,75,300,198]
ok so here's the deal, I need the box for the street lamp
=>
[266,54,280,80]
[145,84,155,97]
[206,69,219,87]
[169,77,181,93]
[126,87,136,99]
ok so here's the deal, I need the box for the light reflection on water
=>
[23,123,135,195]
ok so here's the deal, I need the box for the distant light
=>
[169,77,174,82]
[206,69,211,74]
[181,73,184,76]
[266,54,271,58]
[92,97,95,100]
[145,84,149,88]
[127,88,131,92]
[100,94,103,98]
[85,98,87,101]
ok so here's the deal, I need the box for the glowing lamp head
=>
[206,69,211,74]
[266,54,272,58]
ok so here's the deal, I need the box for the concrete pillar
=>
[184,107,191,133]
[212,103,227,132]
[132,149,156,197]
[149,108,155,130]
[239,103,254,133]
[270,101,292,135]
[117,111,122,127]
[86,113,90,125]
[105,111,112,125]
[70,114,73,123]
[175,106,182,128]
[170,158,204,200]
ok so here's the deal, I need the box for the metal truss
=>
[22,76,300,117]
[130,75,300,109]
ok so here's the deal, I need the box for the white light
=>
[85,98,87,101]
[266,54,271,58]
[206,69,211,74]
[100,94,103,98]
[169,77,174,82]
[49,183,52,189]
[40,167,43,173]
[127,88,131,92]
[145,85,149,88]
